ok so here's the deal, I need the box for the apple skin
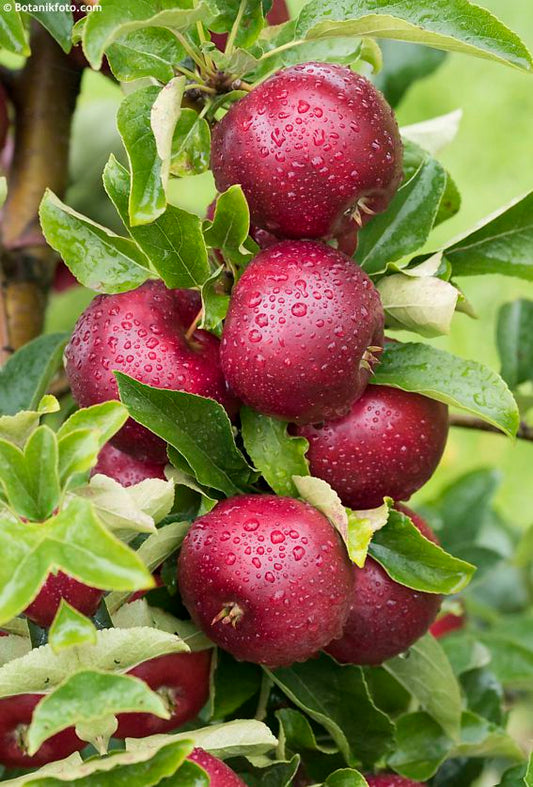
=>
[24,572,104,628]
[114,651,211,738]
[296,385,448,509]
[178,494,354,668]
[220,240,384,424]
[92,443,166,487]
[188,748,247,786]
[65,280,239,463]
[0,694,84,769]
[365,776,426,787]
[211,62,402,240]
[325,505,441,666]
[430,609,466,639]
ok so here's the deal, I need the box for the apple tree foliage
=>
[0,0,533,784]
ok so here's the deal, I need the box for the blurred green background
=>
[48,0,533,527]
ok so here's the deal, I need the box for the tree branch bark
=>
[449,413,533,442]
[0,21,82,363]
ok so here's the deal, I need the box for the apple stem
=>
[185,307,204,341]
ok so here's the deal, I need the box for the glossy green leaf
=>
[325,770,369,787]
[384,634,462,739]
[116,374,256,497]
[83,0,213,68]
[39,190,152,293]
[497,299,533,389]
[0,5,29,55]
[374,40,447,107]
[49,601,98,654]
[267,653,394,768]
[276,708,336,755]
[440,633,491,677]
[241,408,309,496]
[0,426,60,521]
[57,429,100,487]
[117,86,168,226]
[57,402,129,450]
[28,670,168,754]
[369,508,475,594]
[444,191,533,279]
[455,710,523,761]
[127,718,278,760]
[200,266,232,337]
[104,155,210,288]
[461,667,503,725]
[211,650,262,720]
[171,109,211,177]
[0,333,68,417]
[346,501,390,567]
[478,633,533,688]
[371,341,520,437]
[16,739,194,786]
[401,109,462,156]
[74,474,174,533]
[30,8,73,52]
[106,27,183,82]
[355,156,447,274]
[210,0,267,48]
[295,0,533,71]
[204,185,251,255]
[388,711,452,780]
[0,497,152,625]
[0,626,187,698]
[0,176,6,208]
[151,77,185,187]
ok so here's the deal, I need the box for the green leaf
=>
[211,650,262,720]
[171,109,211,177]
[116,374,256,497]
[49,601,98,653]
[28,670,169,754]
[116,86,168,226]
[371,341,520,437]
[151,76,185,190]
[241,408,309,496]
[30,8,73,52]
[104,156,210,289]
[204,185,252,257]
[83,0,213,69]
[384,634,462,740]
[368,508,475,594]
[295,0,533,72]
[374,40,447,107]
[15,739,194,786]
[497,299,533,389]
[455,710,523,761]
[276,707,337,758]
[106,28,184,82]
[377,259,462,338]
[0,332,68,417]
[346,501,390,567]
[355,156,447,274]
[0,176,6,208]
[267,653,395,768]
[388,711,452,780]
[200,266,232,337]
[57,429,100,487]
[74,474,174,534]
[444,191,533,280]
[401,109,462,156]
[325,770,369,787]
[57,402,129,450]
[440,633,491,677]
[0,497,152,624]
[0,5,29,55]
[0,626,187,698]
[127,718,278,760]
[478,633,533,688]
[39,190,152,293]
[210,0,267,49]
[0,426,60,521]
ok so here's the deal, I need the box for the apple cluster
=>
[6,61,449,780]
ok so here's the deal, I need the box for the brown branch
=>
[449,413,533,442]
[0,21,82,364]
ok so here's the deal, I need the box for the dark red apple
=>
[365,776,425,787]
[430,609,466,639]
[114,651,211,738]
[65,280,239,463]
[220,240,384,424]
[296,384,448,509]
[178,495,353,668]
[188,748,247,786]
[211,62,402,240]
[24,572,104,628]
[92,443,166,487]
[325,506,441,666]
[0,694,84,769]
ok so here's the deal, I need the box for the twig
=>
[449,413,533,442]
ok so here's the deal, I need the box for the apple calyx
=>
[212,602,244,628]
